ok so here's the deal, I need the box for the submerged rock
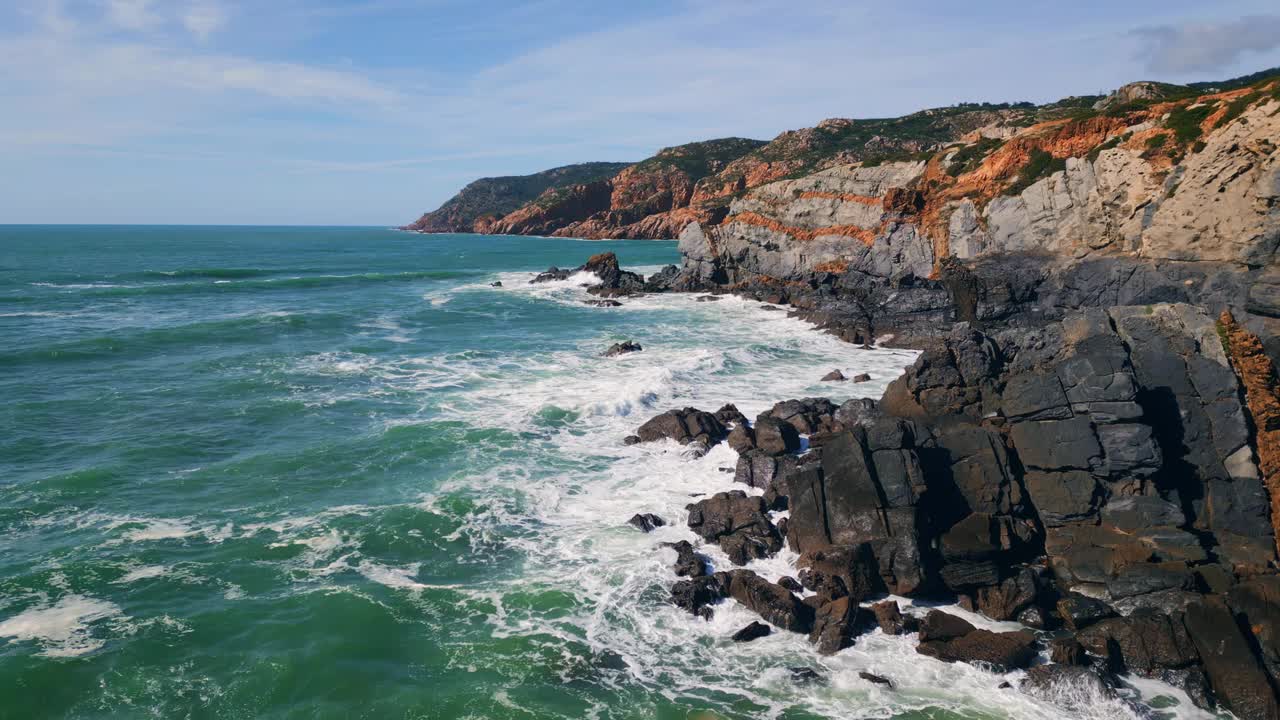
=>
[603,341,642,357]
[627,513,665,532]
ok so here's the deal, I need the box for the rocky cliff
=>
[677,74,1280,360]
[403,161,632,233]
[405,139,766,239]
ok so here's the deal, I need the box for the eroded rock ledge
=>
[633,303,1280,719]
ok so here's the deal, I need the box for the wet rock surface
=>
[639,300,1280,716]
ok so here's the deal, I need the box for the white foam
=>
[400,278,1208,719]
[122,518,194,542]
[114,565,168,584]
[0,595,124,658]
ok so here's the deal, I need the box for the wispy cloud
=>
[182,1,228,40]
[103,0,160,31]
[1133,14,1280,73]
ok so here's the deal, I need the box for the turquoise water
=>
[0,227,1196,719]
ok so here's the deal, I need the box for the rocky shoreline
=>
[534,251,1280,719]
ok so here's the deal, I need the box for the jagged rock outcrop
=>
[655,303,1280,717]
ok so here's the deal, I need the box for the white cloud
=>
[103,0,160,31]
[182,1,227,40]
[1133,14,1280,73]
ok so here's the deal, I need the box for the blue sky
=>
[3,0,1280,226]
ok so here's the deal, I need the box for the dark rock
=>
[1020,665,1116,704]
[670,574,729,619]
[1183,596,1280,720]
[726,424,755,454]
[686,491,783,565]
[1056,594,1116,632]
[871,600,906,635]
[731,621,772,643]
[777,576,803,594]
[761,398,839,435]
[1227,576,1280,688]
[753,417,801,455]
[859,671,893,688]
[723,569,815,634]
[975,567,1039,621]
[1049,637,1087,665]
[797,544,882,603]
[1111,589,1202,616]
[1075,610,1198,674]
[662,540,709,578]
[623,435,641,446]
[490,281,503,287]
[1017,605,1047,630]
[851,373,872,383]
[821,370,847,382]
[636,407,726,446]
[788,667,823,685]
[531,266,571,283]
[810,596,868,654]
[937,512,1004,590]
[732,450,797,496]
[1099,495,1186,531]
[1008,415,1100,472]
[714,403,750,428]
[627,513,665,533]
[1105,561,1194,600]
[786,429,926,593]
[917,628,1038,671]
[1023,470,1101,526]
[695,294,723,302]
[603,341,642,357]
[917,611,976,642]
[584,299,622,307]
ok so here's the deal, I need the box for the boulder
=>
[753,417,800,456]
[871,600,907,635]
[852,373,872,383]
[731,621,771,643]
[917,611,975,642]
[975,567,1040,621]
[859,671,893,688]
[670,574,729,619]
[723,569,815,634]
[686,491,783,565]
[821,370,847,382]
[1056,594,1116,632]
[809,596,868,655]
[917,628,1038,671]
[662,540,709,578]
[636,407,726,446]
[1049,637,1086,665]
[714,403,750,428]
[726,424,755,454]
[627,513,665,532]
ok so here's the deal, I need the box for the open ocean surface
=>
[0,226,1213,719]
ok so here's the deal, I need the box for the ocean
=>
[0,226,1208,719]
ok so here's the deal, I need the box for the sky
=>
[2,0,1280,226]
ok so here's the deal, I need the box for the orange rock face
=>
[1219,311,1280,559]
[727,211,879,245]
